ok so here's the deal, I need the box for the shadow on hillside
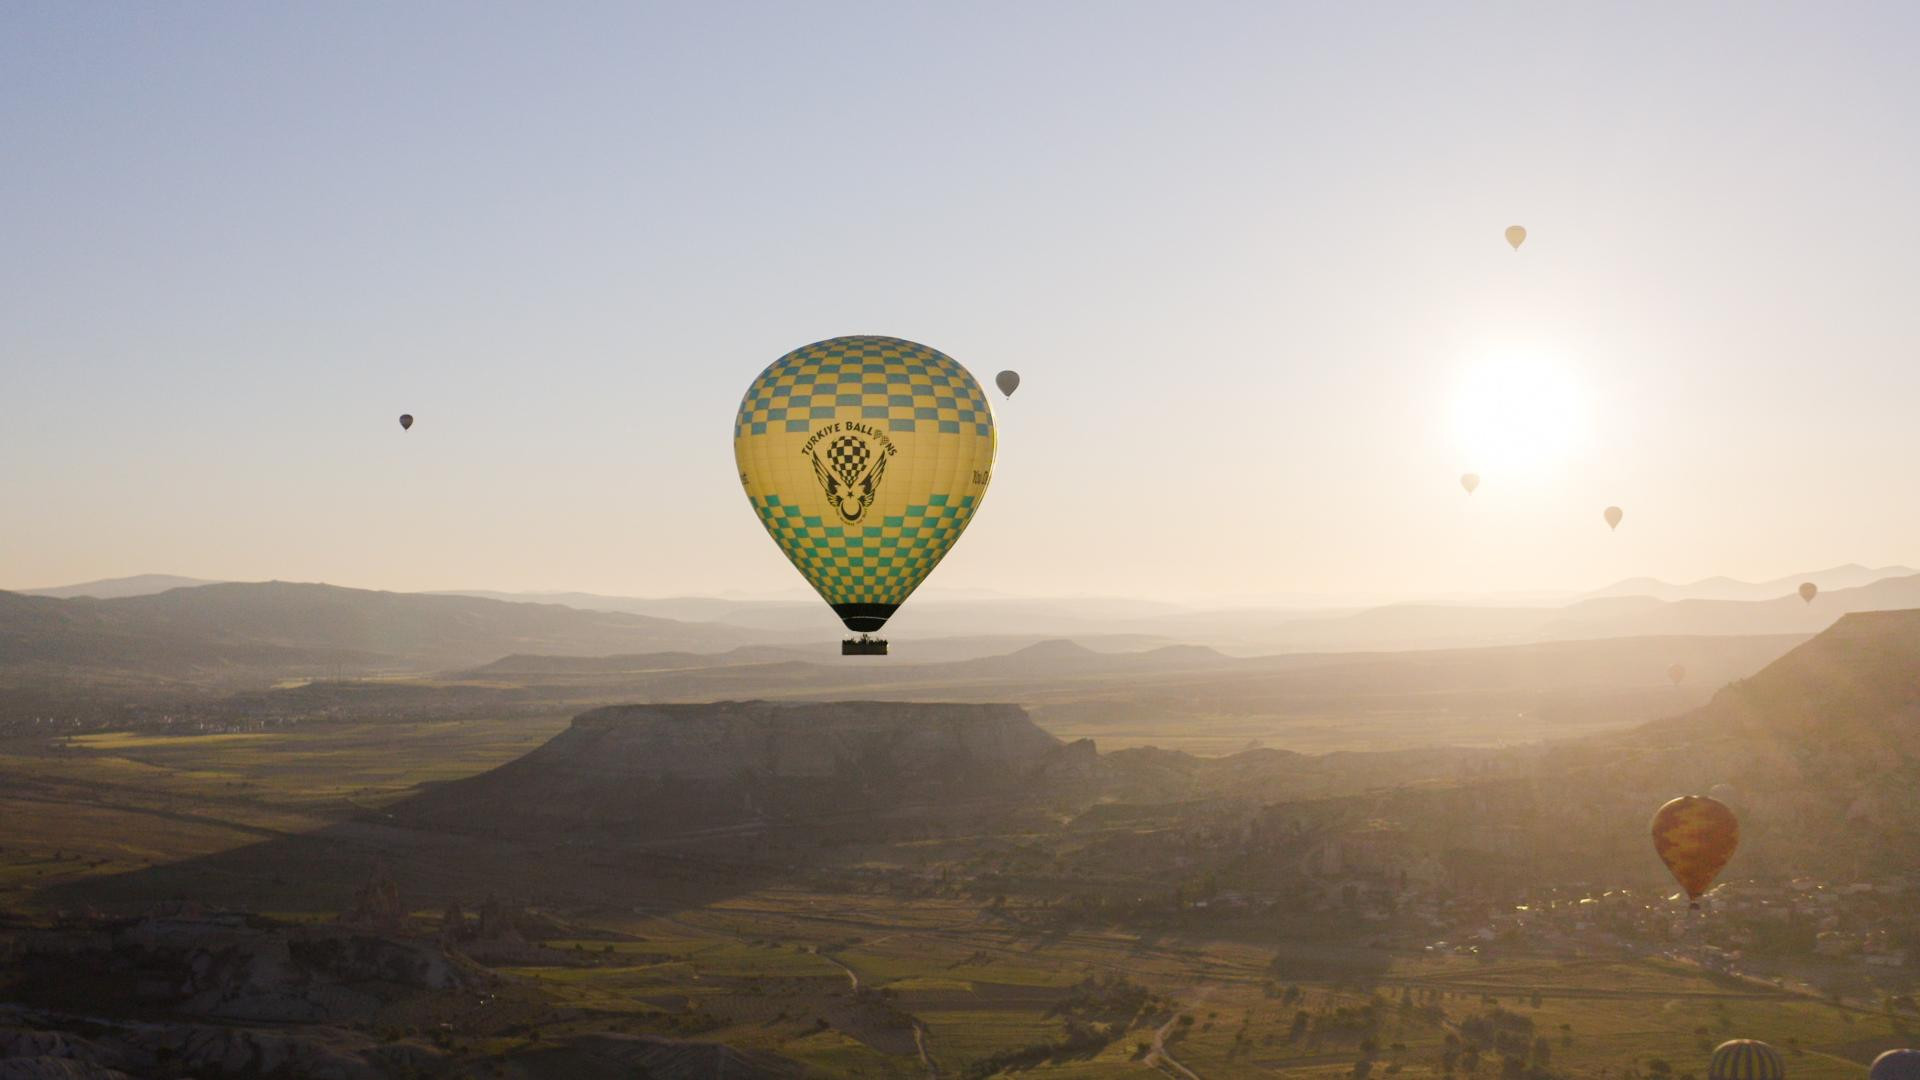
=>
[45,814,780,918]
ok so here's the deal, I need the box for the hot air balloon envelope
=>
[1799,582,1817,603]
[1505,225,1527,250]
[1667,663,1686,686]
[735,336,995,638]
[995,370,1020,398]
[398,414,413,431]
[1710,1040,1784,1080]
[1461,473,1480,495]
[1871,1049,1920,1080]
[1651,795,1739,907]
[1604,506,1623,530]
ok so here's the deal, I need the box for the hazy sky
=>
[5,2,1919,602]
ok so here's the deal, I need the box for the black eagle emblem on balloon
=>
[812,434,887,523]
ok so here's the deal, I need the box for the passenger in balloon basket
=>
[843,635,888,656]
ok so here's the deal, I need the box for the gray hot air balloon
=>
[1798,582,1817,603]
[1460,473,1480,495]
[1604,506,1623,531]
[1871,1049,1920,1080]
[399,414,414,431]
[995,370,1020,398]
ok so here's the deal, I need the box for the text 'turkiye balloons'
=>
[995,370,1020,398]
[1799,582,1818,603]
[734,336,995,636]
[1460,473,1480,495]
[1505,225,1527,250]
[1604,506,1623,530]
[1667,663,1686,686]
[398,414,413,431]
[1711,1041,1784,1080]
[1871,1049,1920,1080]
[1651,794,1739,908]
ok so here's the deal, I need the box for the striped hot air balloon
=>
[1710,1040,1784,1080]
[1651,795,1740,909]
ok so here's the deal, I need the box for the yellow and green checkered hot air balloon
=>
[734,336,995,652]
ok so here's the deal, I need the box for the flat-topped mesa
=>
[397,700,1065,837]
[558,701,1057,780]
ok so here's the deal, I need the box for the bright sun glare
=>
[1449,352,1590,481]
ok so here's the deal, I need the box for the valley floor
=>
[3,715,1916,1079]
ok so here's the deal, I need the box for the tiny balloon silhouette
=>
[1667,663,1686,686]
[1604,506,1623,530]
[1798,582,1817,603]
[1651,795,1739,910]
[1710,1040,1784,1080]
[995,370,1020,398]
[1460,473,1480,495]
[1505,225,1527,250]
[398,414,413,431]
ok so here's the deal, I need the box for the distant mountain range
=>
[1580,563,1917,603]
[0,581,773,683]
[21,574,223,599]
[6,570,1920,693]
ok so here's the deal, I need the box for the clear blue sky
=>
[5,2,1918,600]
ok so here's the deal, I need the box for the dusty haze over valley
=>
[8,3,1920,1079]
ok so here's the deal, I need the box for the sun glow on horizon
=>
[1449,351,1592,482]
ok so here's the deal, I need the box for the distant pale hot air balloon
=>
[398,414,413,431]
[1798,582,1817,603]
[1604,506,1623,530]
[1871,1049,1920,1080]
[1710,1040,1784,1080]
[1651,795,1739,910]
[1461,473,1480,495]
[1505,225,1527,250]
[995,370,1020,398]
[1667,663,1686,686]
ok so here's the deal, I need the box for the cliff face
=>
[399,700,1061,836]
[547,700,1058,781]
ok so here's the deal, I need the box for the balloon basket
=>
[842,635,888,656]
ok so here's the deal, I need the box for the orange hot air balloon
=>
[1604,506,1623,530]
[1798,582,1817,604]
[1505,225,1527,250]
[1651,795,1739,909]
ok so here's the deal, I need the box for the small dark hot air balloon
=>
[1604,506,1623,530]
[398,414,414,431]
[1652,795,1739,910]
[1710,1040,1784,1080]
[1460,473,1480,495]
[1870,1049,1920,1080]
[995,370,1020,398]
[1798,582,1817,603]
